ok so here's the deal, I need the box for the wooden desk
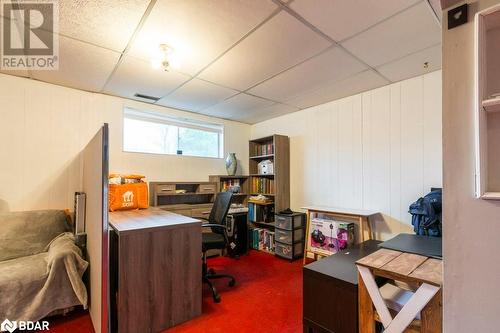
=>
[356,249,443,333]
[302,206,378,263]
[109,209,202,333]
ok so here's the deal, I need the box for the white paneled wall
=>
[0,74,250,212]
[251,71,442,240]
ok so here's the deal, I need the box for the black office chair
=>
[201,191,235,303]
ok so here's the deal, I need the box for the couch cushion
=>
[0,210,70,261]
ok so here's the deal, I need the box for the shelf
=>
[250,193,275,196]
[482,98,500,112]
[248,200,274,205]
[481,192,500,200]
[211,175,249,179]
[249,154,274,159]
[231,193,248,196]
[250,221,275,228]
[249,174,274,177]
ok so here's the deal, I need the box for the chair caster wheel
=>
[228,279,235,287]
[214,294,221,303]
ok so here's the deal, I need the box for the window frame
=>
[122,107,224,159]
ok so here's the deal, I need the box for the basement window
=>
[123,107,223,158]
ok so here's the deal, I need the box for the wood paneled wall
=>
[0,73,250,212]
[251,71,442,240]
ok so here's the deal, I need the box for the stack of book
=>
[251,177,274,194]
[252,143,274,156]
[248,202,274,223]
[221,178,240,191]
[250,228,275,253]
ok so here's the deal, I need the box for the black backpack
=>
[409,188,442,237]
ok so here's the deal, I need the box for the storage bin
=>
[275,241,303,259]
[275,213,304,230]
[275,228,303,244]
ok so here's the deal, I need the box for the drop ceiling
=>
[0,0,442,124]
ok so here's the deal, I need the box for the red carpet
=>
[47,251,303,332]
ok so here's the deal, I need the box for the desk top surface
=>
[109,208,200,234]
[302,205,378,216]
[356,249,443,286]
[304,240,381,285]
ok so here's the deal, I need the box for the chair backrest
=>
[208,192,233,233]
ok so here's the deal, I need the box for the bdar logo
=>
[1,319,17,333]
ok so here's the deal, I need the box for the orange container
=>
[108,182,149,212]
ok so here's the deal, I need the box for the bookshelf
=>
[475,4,500,199]
[248,134,290,221]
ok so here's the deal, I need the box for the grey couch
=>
[0,210,88,322]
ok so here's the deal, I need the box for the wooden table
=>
[302,206,378,263]
[356,249,443,333]
[109,208,202,333]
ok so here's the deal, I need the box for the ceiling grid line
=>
[100,0,159,93]
[153,6,284,103]
[270,0,392,83]
[336,1,425,44]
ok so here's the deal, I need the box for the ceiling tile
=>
[104,55,191,102]
[287,70,389,109]
[290,0,419,41]
[202,93,274,121]
[199,11,331,90]
[128,0,277,76]
[58,0,150,52]
[156,79,238,111]
[31,36,120,92]
[341,2,441,67]
[248,46,366,102]
[377,44,441,82]
[240,103,300,124]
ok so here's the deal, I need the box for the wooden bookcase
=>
[248,135,290,221]
[475,4,500,199]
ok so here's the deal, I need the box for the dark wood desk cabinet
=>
[109,209,202,333]
[303,240,381,333]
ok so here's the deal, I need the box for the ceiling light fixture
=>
[151,44,180,71]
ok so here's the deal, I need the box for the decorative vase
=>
[225,153,237,176]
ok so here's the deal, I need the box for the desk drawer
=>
[197,184,216,193]
[192,207,211,219]
[156,184,175,194]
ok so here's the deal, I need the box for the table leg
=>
[303,210,311,265]
[421,289,442,333]
[359,216,365,242]
[358,271,375,333]
[365,216,373,240]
